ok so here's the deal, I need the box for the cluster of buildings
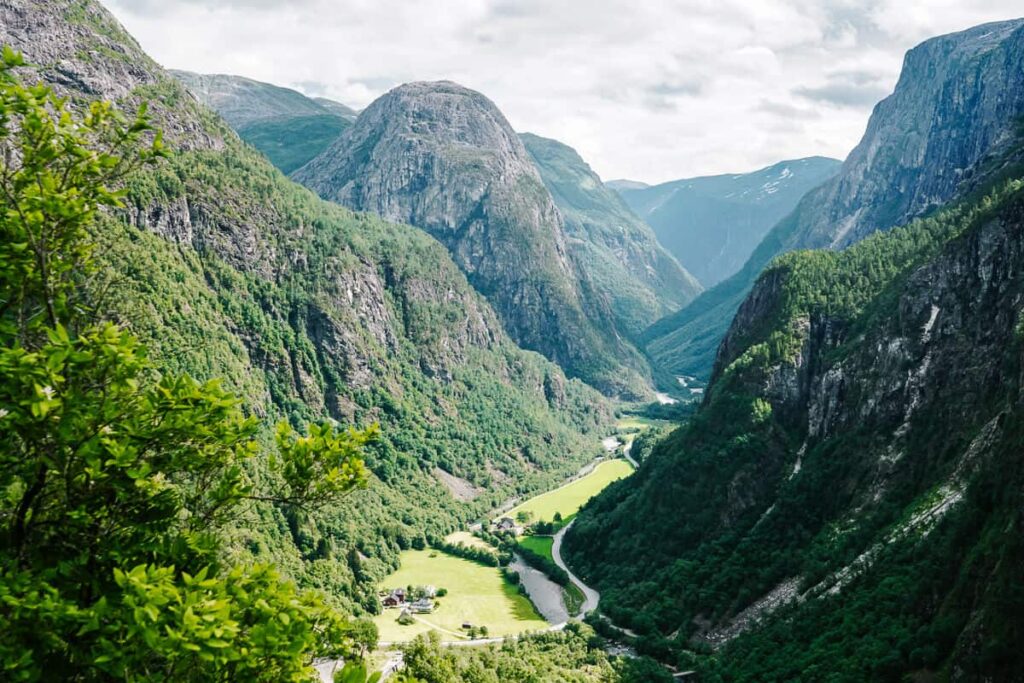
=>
[380,586,435,614]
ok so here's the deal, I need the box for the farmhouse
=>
[496,517,516,532]
[381,588,406,608]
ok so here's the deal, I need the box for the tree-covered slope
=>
[1,0,613,617]
[172,70,353,173]
[566,177,1024,680]
[520,132,701,336]
[293,81,658,398]
[613,157,840,287]
[642,19,1024,382]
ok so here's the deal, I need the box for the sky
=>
[102,0,1022,184]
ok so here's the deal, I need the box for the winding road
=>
[551,521,600,616]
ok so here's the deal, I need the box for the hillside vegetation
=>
[567,178,1024,680]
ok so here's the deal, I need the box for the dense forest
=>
[567,177,1024,680]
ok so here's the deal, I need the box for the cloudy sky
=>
[102,0,1021,183]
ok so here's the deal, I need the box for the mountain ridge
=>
[173,70,354,173]
[520,131,702,336]
[615,156,841,287]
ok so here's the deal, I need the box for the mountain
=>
[1,0,613,616]
[520,132,702,336]
[614,157,840,287]
[312,95,360,120]
[565,21,1024,681]
[172,70,353,173]
[605,179,650,192]
[642,19,1024,382]
[293,81,671,398]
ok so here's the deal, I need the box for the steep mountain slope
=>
[293,81,660,397]
[520,132,701,335]
[1,0,612,615]
[312,95,360,121]
[173,70,353,173]
[568,176,1024,680]
[643,19,1024,381]
[614,157,840,287]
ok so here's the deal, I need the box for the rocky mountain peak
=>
[295,79,656,397]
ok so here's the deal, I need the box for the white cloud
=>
[101,0,1021,183]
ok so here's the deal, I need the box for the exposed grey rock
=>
[294,80,654,397]
[789,19,1024,251]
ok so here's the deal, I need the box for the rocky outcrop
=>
[520,132,701,335]
[293,81,654,397]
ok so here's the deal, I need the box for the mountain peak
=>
[294,79,658,397]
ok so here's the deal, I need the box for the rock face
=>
[613,157,840,287]
[780,18,1024,251]
[294,81,654,397]
[173,71,353,173]
[643,18,1024,381]
[520,132,701,335]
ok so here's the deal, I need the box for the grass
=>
[562,583,585,616]
[444,530,495,551]
[616,415,670,432]
[502,459,634,524]
[373,549,547,643]
[518,535,554,562]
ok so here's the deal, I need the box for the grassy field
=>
[444,530,494,551]
[373,549,547,643]
[616,415,671,432]
[518,535,554,562]
[502,459,634,524]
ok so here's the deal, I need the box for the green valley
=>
[3,1,1024,682]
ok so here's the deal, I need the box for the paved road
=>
[551,521,600,616]
[622,441,638,468]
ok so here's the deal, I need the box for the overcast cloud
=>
[102,0,1021,183]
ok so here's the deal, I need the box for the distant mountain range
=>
[172,71,357,173]
[611,157,840,288]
